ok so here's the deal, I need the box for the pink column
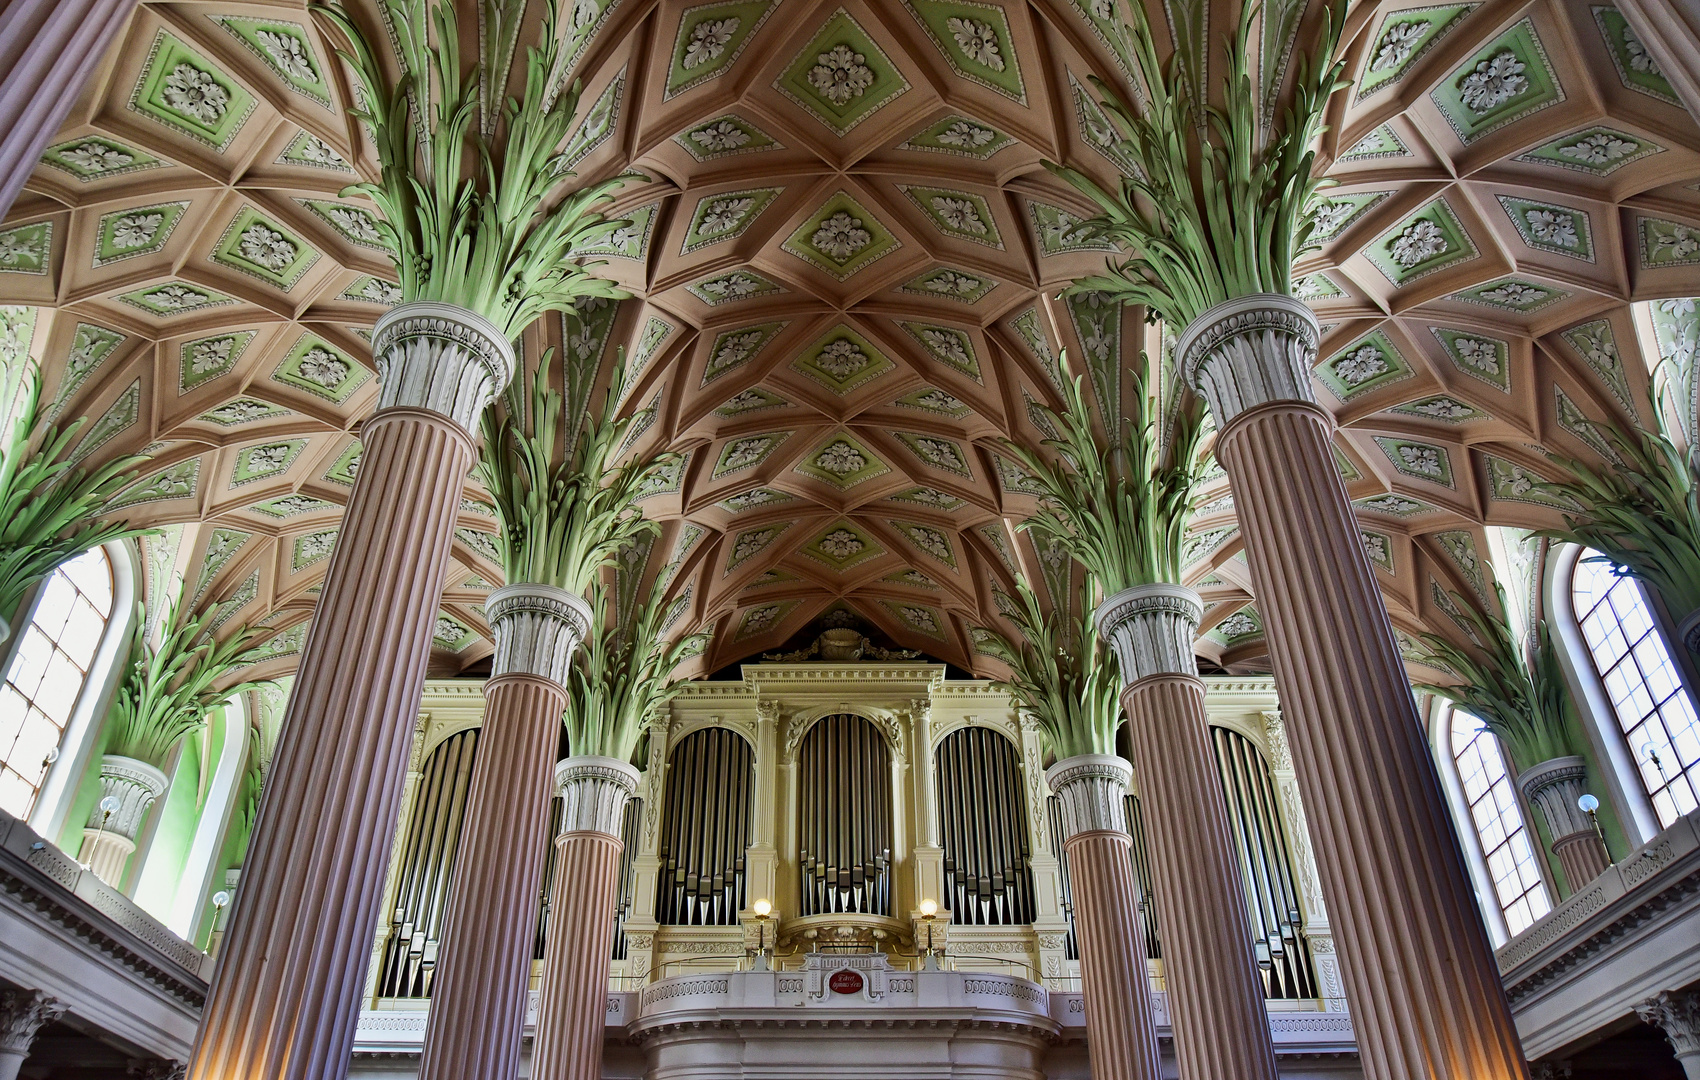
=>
[531,757,640,1080]
[1045,756,1163,1080]
[1097,585,1280,1080]
[186,304,514,1080]
[0,0,136,221]
[1181,294,1529,1080]
[418,586,592,1080]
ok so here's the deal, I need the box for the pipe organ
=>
[798,714,892,917]
[1211,726,1317,1000]
[609,798,645,956]
[377,728,479,999]
[656,728,752,925]
[935,727,1034,925]
[377,675,1336,1008]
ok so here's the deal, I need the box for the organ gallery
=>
[0,0,1698,1078]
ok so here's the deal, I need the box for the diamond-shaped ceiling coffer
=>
[782,189,902,280]
[775,8,911,136]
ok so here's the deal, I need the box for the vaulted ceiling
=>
[2,0,1697,681]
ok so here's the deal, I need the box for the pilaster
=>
[1021,716,1070,983]
[746,700,780,910]
[1263,709,1342,1007]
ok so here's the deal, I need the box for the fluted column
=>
[532,756,641,1080]
[0,989,67,1080]
[418,585,592,1080]
[1096,585,1280,1080]
[0,0,137,221]
[1517,757,1612,891]
[1181,293,1529,1080]
[1638,990,1700,1080]
[186,303,514,1080]
[1045,756,1162,1080]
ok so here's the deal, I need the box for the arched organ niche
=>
[1211,727,1318,1000]
[377,727,479,998]
[934,727,1034,925]
[656,728,753,925]
[798,714,893,917]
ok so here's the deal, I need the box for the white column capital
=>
[1516,756,1593,840]
[1045,754,1132,839]
[0,989,68,1055]
[86,755,170,839]
[371,302,516,437]
[1094,583,1203,685]
[1178,293,1321,427]
[1637,990,1700,1066]
[486,584,592,685]
[554,755,640,836]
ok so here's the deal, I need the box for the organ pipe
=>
[609,797,645,957]
[798,714,892,917]
[656,728,753,925]
[935,727,1034,925]
[1211,726,1318,1000]
[1124,792,1163,961]
[1044,784,1162,963]
[376,728,480,998]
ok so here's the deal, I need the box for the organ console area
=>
[364,657,1343,1012]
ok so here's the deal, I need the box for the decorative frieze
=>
[555,755,641,836]
[1045,754,1131,838]
[1177,293,1321,427]
[485,584,593,686]
[1094,584,1203,685]
[370,301,515,436]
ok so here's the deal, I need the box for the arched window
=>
[0,548,116,819]
[1571,554,1700,826]
[1450,711,1551,936]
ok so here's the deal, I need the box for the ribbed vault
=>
[2,0,1697,678]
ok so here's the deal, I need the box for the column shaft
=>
[186,410,473,1080]
[1552,832,1612,889]
[532,831,625,1080]
[0,0,135,220]
[1047,757,1162,1080]
[1065,832,1164,1080]
[1218,400,1528,1080]
[417,674,566,1080]
[1122,673,1279,1080]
